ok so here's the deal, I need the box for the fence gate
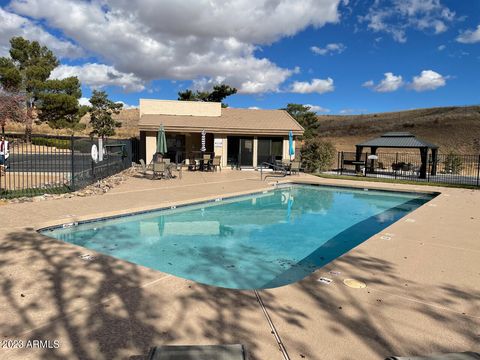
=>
[1,133,135,199]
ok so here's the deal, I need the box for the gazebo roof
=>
[356,132,438,149]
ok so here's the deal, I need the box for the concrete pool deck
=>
[0,170,479,359]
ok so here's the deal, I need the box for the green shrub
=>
[301,138,336,173]
[31,137,70,149]
[443,152,463,174]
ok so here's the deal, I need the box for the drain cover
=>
[343,279,367,288]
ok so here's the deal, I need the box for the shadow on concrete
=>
[262,248,480,359]
[0,230,290,360]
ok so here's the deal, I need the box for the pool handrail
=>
[260,161,288,181]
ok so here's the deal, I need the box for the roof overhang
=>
[139,124,303,136]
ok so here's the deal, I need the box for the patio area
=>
[0,170,479,359]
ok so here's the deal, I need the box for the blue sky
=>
[0,0,479,114]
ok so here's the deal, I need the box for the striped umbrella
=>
[200,129,207,152]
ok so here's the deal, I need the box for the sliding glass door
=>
[227,136,254,168]
[239,138,254,167]
[257,137,283,165]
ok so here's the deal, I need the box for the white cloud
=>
[248,106,261,110]
[359,0,455,43]
[437,44,446,51]
[410,70,446,91]
[78,97,91,106]
[116,101,137,109]
[0,8,83,58]
[310,43,346,56]
[339,108,367,114]
[456,24,480,44]
[363,72,404,92]
[290,78,334,94]
[50,63,146,92]
[362,80,375,88]
[8,0,343,93]
[305,104,330,113]
[79,97,136,109]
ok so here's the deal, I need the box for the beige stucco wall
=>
[139,99,221,117]
[253,137,258,168]
[145,131,157,163]
[282,137,295,161]
[213,134,228,167]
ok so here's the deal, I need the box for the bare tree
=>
[0,90,28,135]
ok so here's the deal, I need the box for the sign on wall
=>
[91,144,99,163]
[214,138,223,147]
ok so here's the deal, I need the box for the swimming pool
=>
[40,184,435,289]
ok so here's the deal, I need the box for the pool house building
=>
[138,99,304,169]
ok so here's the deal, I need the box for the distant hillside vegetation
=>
[80,108,140,137]
[4,105,480,153]
[317,106,480,154]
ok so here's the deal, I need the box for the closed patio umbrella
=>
[200,129,207,152]
[288,130,294,160]
[157,125,168,155]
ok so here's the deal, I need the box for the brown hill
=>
[317,106,480,154]
[4,106,480,154]
[80,108,139,137]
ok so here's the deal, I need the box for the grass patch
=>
[0,186,71,199]
[316,173,479,190]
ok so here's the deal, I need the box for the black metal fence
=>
[336,151,480,187]
[0,133,138,199]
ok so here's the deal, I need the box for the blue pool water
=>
[40,184,434,289]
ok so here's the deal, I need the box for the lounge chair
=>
[385,351,480,360]
[148,344,246,360]
[139,159,153,178]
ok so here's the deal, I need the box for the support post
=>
[419,147,428,179]
[355,146,363,173]
[431,148,438,176]
[476,154,480,187]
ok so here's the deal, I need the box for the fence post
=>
[427,154,431,182]
[70,135,75,191]
[340,152,344,175]
[364,152,368,176]
[476,155,480,187]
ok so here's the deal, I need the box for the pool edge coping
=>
[36,180,440,232]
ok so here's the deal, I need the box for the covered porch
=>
[141,130,297,170]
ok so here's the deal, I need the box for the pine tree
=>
[89,90,123,140]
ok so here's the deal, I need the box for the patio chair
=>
[152,162,166,179]
[148,344,246,360]
[290,161,301,175]
[211,156,222,172]
[202,154,212,171]
[188,158,200,171]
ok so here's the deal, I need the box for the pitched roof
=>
[138,108,304,135]
[357,132,438,149]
